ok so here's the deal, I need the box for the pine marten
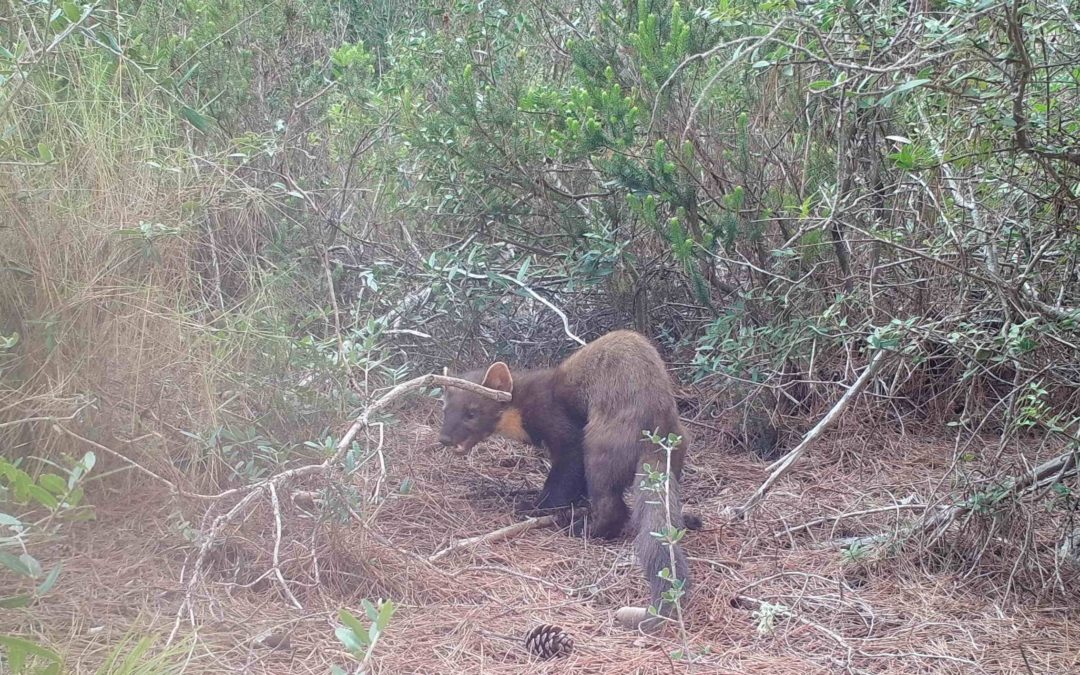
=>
[438,330,699,625]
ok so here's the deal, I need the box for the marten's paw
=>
[682,511,704,531]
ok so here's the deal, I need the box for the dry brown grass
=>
[2,402,1078,674]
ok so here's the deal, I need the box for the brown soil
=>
[3,408,1078,674]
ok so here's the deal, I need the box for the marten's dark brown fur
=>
[438,330,697,622]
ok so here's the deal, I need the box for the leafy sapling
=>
[333,599,396,675]
[640,430,689,647]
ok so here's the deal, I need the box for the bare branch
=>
[731,349,889,519]
[775,501,926,539]
[428,515,556,563]
[166,372,511,645]
[498,274,585,346]
[267,482,303,609]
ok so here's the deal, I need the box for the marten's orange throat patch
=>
[495,408,531,444]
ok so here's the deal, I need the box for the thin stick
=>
[267,483,303,609]
[51,424,220,500]
[428,516,556,563]
[732,349,888,519]
[776,502,927,538]
[0,406,86,429]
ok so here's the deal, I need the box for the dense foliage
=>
[1,0,1078,667]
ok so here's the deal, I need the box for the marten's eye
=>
[465,410,476,420]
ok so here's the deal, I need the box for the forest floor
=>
[3,406,1079,674]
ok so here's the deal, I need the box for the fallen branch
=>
[428,515,556,563]
[51,424,220,500]
[816,446,1079,552]
[775,501,926,539]
[918,445,1079,546]
[731,349,888,519]
[166,373,510,645]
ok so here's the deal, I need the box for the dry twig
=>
[428,515,557,563]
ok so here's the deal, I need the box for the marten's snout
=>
[438,434,455,447]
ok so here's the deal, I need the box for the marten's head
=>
[438,362,514,456]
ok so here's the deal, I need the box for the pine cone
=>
[524,624,574,659]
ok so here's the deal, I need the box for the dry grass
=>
[2,403,1078,674]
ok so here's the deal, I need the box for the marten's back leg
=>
[581,416,640,539]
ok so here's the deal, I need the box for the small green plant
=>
[841,541,871,565]
[752,601,792,635]
[1,450,96,672]
[332,600,396,674]
[1,451,95,601]
[640,430,689,653]
[180,426,289,483]
[93,633,188,675]
[1014,381,1054,430]
[0,332,18,352]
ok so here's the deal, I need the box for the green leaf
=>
[176,63,201,88]
[338,609,369,646]
[0,512,22,528]
[37,564,62,595]
[66,487,84,508]
[0,595,32,608]
[808,80,833,91]
[0,635,62,663]
[878,78,931,107]
[81,451,96,474]
[20,553,42,578]
[361,599,378,622]
[180,106,213,133]
[37,143,54,162]
[62,1,81,23]
[376,599,396,629]
[334,625,365,654]
[39,474,67,496]
[0,550,33,577]
[26,484,58,509]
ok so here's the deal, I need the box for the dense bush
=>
[1,0,1077,667]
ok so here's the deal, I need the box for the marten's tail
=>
[630,458,691,630]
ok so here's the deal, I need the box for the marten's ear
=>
[481,362,514,393]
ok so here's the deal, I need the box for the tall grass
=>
[0,14,329,489]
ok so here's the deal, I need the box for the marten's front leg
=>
[535,450,586,510]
